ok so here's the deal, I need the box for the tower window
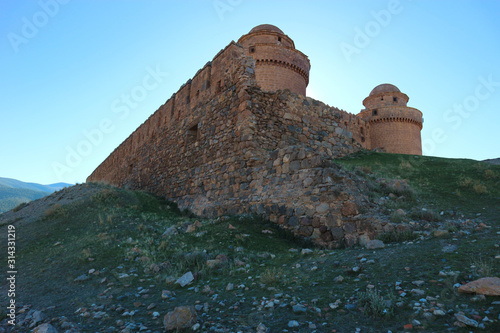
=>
[372,109,378,116]
[393,97,397,102]
[249,46,255,53]
[277,37,282,42]
[216,80,222,93]
[380,97,383,101]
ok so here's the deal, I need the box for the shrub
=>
[357,290,395,318]
[44,204,68,219]
[410,209,441,222]
[12,202,28,212]
[377,230,417,243]
[260,267,285,285]
[472,183,488,194]
[470,257,493,278]
[484,169,497,180]
[399,160,412,170]
[458,177,474,188]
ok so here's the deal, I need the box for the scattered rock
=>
[433,309,446,316]
[288,320,300,328]
[393,208,406,220]
[458,277,500,296]
[334,275,344,283]
[455,313,478,327]
[163,306,197,331]
[366,240,385,249]
[185,224,197,233]
[162,226,178,237]
[411,289,425,296]
[74,274,89,282]
[206,259,221,268]
[225,283,234,291]
[176,272,194,287]
[433,230,449,237]
[292,304,307,313]
[301,248,313,255]
[33,323,58,333]
[471,294,486,302]
[255,323,268,333]
[162,290,173,299]
[32,310,46,324]
[441,244,458,253]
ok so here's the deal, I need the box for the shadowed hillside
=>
[0,153,499,332]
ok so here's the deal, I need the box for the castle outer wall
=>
[87,41,384,247]
[87,25,423,247]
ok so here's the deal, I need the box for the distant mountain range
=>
[0,177,72,213]
[483,158,500,165]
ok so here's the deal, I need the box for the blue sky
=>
[1,0,499,185]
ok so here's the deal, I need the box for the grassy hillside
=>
[337,152,500,217]
[0,153,499,332]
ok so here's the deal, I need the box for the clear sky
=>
[1,0,499,185]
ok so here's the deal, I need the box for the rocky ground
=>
[1,153,499,332]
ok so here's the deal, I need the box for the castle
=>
[88,25,423,247]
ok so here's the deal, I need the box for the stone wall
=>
[87,41,385,247]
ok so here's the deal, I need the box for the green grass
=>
[337,151,500,216]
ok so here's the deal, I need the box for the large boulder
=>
[163,306,197,331]
[458,277,500,296]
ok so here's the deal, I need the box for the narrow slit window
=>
[187,124,199,143]
[372,109,378,116]
[249,46,255,53]
[393,97,397,102]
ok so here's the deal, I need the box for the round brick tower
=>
[358,84,423,155]
[238,24,310,96]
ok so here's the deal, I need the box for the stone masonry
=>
[87,25,423,247]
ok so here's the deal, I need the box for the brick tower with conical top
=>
[238,24,310,96]
[358,83,423,155]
